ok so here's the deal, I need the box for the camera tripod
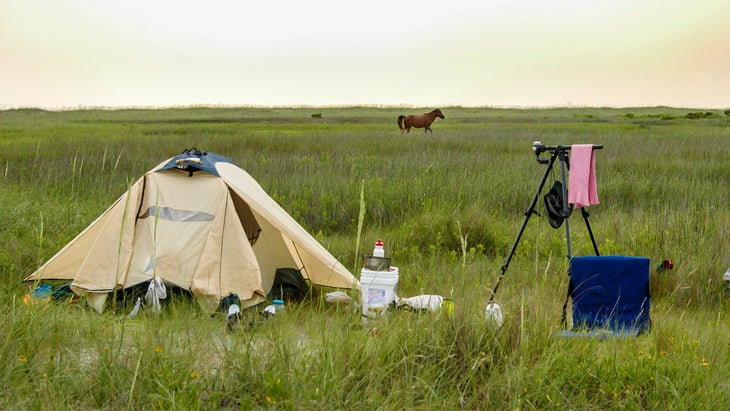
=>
[489,142,603,302]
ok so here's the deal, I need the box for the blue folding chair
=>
[567,256,651,335]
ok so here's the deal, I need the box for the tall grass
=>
[1,106,729,409]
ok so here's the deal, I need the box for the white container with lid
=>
[373,239,385,258]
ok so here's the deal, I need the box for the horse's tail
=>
[397,115,405,131]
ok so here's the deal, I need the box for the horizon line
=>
[2,103,728,112]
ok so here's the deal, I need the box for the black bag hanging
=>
[544,180,572,229]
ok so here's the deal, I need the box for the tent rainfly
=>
[26,149,359,312]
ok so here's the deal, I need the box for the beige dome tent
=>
[26,149,359,312]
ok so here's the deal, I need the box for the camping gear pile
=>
[25,144,659,337]
[360,239,401,318]
[359,239,452,319]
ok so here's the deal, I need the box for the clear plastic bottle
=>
[273,299,285,314]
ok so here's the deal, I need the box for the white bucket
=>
[360,267,399,317]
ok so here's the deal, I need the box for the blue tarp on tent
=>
[158,148,237,177]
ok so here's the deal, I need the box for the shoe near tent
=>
[25,148,359,313]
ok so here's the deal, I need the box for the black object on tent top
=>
[158,148,237,177]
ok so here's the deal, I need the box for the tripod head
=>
[532,141,603,164]
[532,141,552,164]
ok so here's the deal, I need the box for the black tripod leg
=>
[581,208,600,256]
[490,152,558,302]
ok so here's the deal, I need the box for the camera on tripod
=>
[532,141,549,164]
[533,141,562,164]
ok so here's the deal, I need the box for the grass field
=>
[1,106,729,409]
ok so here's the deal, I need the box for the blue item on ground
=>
[570,256,651,334]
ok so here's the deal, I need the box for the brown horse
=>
[397,108,445,134]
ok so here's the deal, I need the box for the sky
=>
[1,0,729,109]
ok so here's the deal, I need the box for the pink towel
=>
[568,145,599,208]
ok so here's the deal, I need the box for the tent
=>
[25,148,359,312]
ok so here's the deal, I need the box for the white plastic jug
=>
[373,239,385,258]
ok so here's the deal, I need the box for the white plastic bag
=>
[125,297,141,319]
[325,291,352,304]
[145,277,167,313]
[398,295,444,312]
[485,302,504,329]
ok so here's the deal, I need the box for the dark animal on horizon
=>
[397,108,445,134]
